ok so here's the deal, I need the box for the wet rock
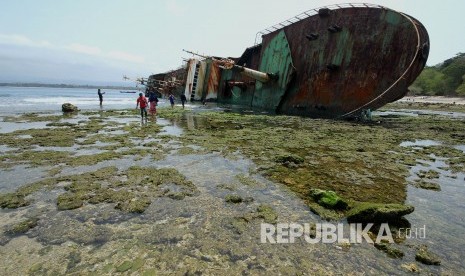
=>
[57,192,83,210]
[417,169,440,179]
[415,246,441,265]
[0,193,29,209]
[401,263,420,273]
[256,204,278,224]
[374,242,404,259]
[115,198,151,213]
[166,191,189,200]
[274,154,304,165]
[309,189,348,210]
[0,235,11,246]
[225,194,243,204]
[131,258,145,272]
[116,260,133,272]
[236,174,261,186]
[227,217,249,234]
[5,218,39,235]
[62,103,78,113]
[347,202,414,223]
[142,268,158,276]
[217,183,236,191]
[87,188,133,205]
[66,251,82,271]
[36,216,112,245]
[29,262,44,274]
[243,196,254,203]
[411,180,441,191]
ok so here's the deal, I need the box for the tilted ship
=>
[146,3,429,118]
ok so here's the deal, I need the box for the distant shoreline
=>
[0,82,138,90]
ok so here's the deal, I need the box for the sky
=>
[0,0,463,85]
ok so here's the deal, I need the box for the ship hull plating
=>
[217,4,429,118]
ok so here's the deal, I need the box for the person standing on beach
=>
[148,91,159,116]
[180,93,187,109]
[97,89,105,106]
[136,93,148,119]
[168,93,175,108]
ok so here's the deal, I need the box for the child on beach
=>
[136,93,148,119]
[168,93,175,108]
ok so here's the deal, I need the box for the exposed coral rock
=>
[61,103,78,113]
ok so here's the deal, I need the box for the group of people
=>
[136,91,188,120]
[136,91,159,119]
[168,93,187,109]
[98,88,188,120]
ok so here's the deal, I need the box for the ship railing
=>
[254,3,386,45]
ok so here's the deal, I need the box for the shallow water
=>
[400,139,442,147]
[0,165,51,193]
[0,109,464,274]
[378,108,465,118]
[0,147,421,274]
[405,157,465,273]
[0,121,50,134]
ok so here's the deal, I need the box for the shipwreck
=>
[146,3,429,118]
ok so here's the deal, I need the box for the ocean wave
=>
[23,97,134,105]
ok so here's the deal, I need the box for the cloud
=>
[0,33,154,82]
[0,34,33,46]
[107,50,145,63]
[0,33,146,65]
[0,33,53,48]
[66,43,102,55]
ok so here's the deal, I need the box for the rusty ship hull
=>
[150,3,429,119]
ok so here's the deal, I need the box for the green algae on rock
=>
[62,103,79,113]
[225,194,243,203]
[410,179,441,191]
[309,189,349,210]
[256,204,278,224]
[115,197,151,213]
[417,169,440,179]
[374,242,404,259]
[5,218,39,235]
[0,193,30,209]
[401,263,420,273]
[274,154,305,165]
[347,202,414,223]
[57,192,83,210]
[2,113,62,123]
[415,246,441,265]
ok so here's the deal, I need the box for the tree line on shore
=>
[410,53,465,96]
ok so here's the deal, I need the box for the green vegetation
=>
[410,53,465,96]
[5,218,39,234]
[346,202,414,223]
[309,189,349,210]
[415,246,441,265]
[374,242,404,259]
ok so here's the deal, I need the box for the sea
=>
[0,86,162,115]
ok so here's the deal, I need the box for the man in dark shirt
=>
[97,89,105,106]
[180,93,187,109]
